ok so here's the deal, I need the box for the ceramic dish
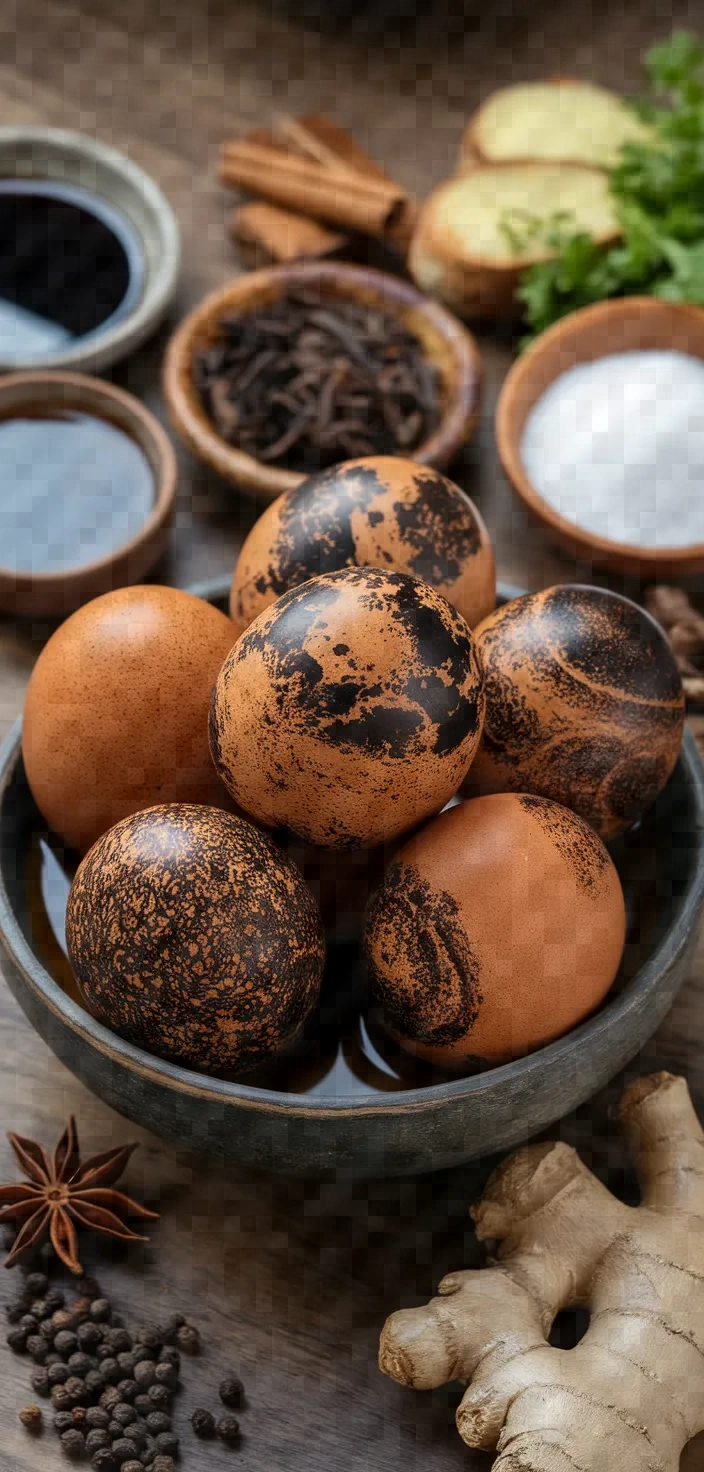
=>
[0,372,177,618]
[0,577,703,1178]
[162,261,483,500]
[0,128,181,374]
[497,297,704,578]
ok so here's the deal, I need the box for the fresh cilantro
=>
[519,30,704,342]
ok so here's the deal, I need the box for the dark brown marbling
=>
[65,803,326,1073]
[468,585,686,839]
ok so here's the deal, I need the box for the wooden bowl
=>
[0,372,177,618]
[162,261,483,500]
[1,577,703,1178]
[497,297,704,577]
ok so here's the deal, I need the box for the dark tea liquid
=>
[0,179,142,360]
[0,412,155,574]
[26,832,446,1097]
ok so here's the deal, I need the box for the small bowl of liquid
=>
[0,371,177,618]
[0,127,180,373]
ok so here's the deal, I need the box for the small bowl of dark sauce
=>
[0,128,180,372]
[0,371,177,618]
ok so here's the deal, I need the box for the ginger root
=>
[379,1072,704,1472]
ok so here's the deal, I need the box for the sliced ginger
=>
[380,1071,704,1472]
[462,80,654,170]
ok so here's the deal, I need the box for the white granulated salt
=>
[520,348,704,548]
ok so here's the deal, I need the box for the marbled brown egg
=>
[467,584,685,839]
[210,567,486,849]
[364,792,626,1068]
[22,585,237,853]
[65,804,326,1074]
[229,456,496,636]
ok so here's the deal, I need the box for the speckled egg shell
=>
[22,586,238,854]
[65,803,326,1074]
[210,566,486,850]
[467,584,685,839]
[364,792,626,1068]
[229,456,496,636]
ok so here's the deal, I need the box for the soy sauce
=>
[0,179,142,360]
[0,412,155,574]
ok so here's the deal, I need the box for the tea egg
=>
[364,792,626,1068]
[229,456,495,635]
[23,585,237,853]
[65,804,326,1074]
[468,584,685,838]
[210,566,485,849]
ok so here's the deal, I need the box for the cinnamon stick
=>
[230,201,346,267]
[296,114,393,183]
[220,139,412,242]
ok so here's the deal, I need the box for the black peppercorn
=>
[64,1375,88,1406]
[121,1463,143,1472]
[140,1328,163,1351]
[157,1347,180,1370]
[25,1272,49,1297]
[78,1320,104,1350]
[112,1437,138,1464]
[117,1350,137,1375]
[73,1405,88,1427]
[18,1403,42,1433]
[154,1432,178,1456]
[6,1326,28,1352]
[158,1314,185,1345]
[124,1420,147,1444]
[55,1329,79,1357]
[84,1403,109,1428]
[145,1411,171,1435]
[151,1458,176,1472]
[69,1350,96,1376]
[90,1299,112,1323]
[147,1384,171,1409]
[106,1328,133,1354]
[30,1367,50,1397]
[100,1386,122,1411]
[5,1301,25,1324]
[141,1436,158,1466]
[217,1415,241,1446]
[54,1411,75,1433]
[112,1403,137,1427]
[132,1343,156,1363]
[101,1357,122,1385]
[52,1385,73,1411]
[85,1369,105,1397]
[27,1332,49,1362]
[134,1394,152,1417]
[191,1406,215,1438]
[92,1448,116,1472]
[219,1374,244,1409]
[19,1311,38,1333]
[108,1420,123,1439]
[60,1427,85,1459]
[134,1360,156,1388]
[174,1323,200,1354]
[153,1361,178,1389]
[86,1429,111,1454]
[30,1297,49,1319]
[45,1288,65,1313]
[117,1378,139,1403]
[49,1361,70,1385]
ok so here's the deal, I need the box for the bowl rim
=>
[0,370,178,613]
[161,259,483,501]
[0,127,181,375]
[2,645,704,1117]
[496,296,704,576]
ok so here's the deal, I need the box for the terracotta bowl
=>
[1,575,704,1179]
[162,261,483,500]
[496,297,704,578]
[0,372,177,619]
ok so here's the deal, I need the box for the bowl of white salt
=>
[496,296,704,577]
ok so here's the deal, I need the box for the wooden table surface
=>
[2,1,704,1467]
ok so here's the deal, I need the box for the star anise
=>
[0,1117,159,1274]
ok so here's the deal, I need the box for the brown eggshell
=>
[210,566,486,850]
[364,792,626,1068]
[229,456,496,636]
[467,584,685,839]
[22,585,238,854]
[65,804,326,1074]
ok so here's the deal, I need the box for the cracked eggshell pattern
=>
[364,792,626,1068]
[22,585,238,854]
[229,456,496,637]
[467,584,685,839]
[65,803,326,1074]
[210,566,486,850]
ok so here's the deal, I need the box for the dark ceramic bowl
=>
[1,577,704,1178]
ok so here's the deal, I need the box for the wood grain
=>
[0,1,703,1468]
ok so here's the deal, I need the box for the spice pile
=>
[645,584,704,703]
[193,288,440,470]
[6,1271,246,1467]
